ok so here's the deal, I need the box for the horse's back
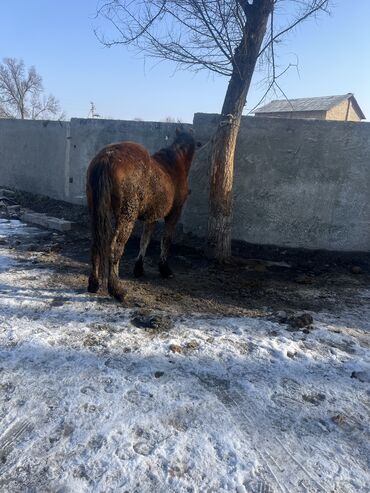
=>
[87,141,175,220]
[89,141,151,175]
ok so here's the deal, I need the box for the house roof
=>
[255,93,366,119]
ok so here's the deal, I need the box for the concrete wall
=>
[255,110,326,120]
[183,113,370,252]
[0,118,187,204]
[0,119,68,200]
[1,115,370,252]
[67,119,189,203]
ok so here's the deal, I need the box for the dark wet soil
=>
[4,190,370,317]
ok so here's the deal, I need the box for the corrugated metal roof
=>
[255,93,355,114]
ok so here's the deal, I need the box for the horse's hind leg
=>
[159,208,181,278]
[134,221,157,277]
[108,218,135,302]
[87,243,100,293]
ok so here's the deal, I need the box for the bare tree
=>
[162,116,183,123]
[0,58,64,120]
[95,0,330,260]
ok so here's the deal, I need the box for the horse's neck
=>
[171,145,194,177]
[181,153,194,177]
[175,154,193,179]
[154,146,192,178]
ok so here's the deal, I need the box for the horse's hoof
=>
[113,291,126,302]
[87,276,100,293]
[108,280,126,302]
[159,261,174,279]
[108,287,126,302]
[133,259,144,277]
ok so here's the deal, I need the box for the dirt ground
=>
[5,190,370,318]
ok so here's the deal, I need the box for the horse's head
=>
[173,127,202,169]
[174,127,194,150]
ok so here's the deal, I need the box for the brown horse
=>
[86,128,197,301]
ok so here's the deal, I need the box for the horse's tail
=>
[88,158,113,284]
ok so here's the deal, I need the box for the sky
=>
[1,0,369,122]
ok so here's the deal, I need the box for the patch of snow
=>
[0,220,369,492]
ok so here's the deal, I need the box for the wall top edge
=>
[193,112,370,127]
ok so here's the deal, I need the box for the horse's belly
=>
[138,170,176,222]
[140,205,173,222]
[140,195,174,222]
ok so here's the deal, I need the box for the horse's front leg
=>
[108,218,135,302]
[159,208,182,278]
[134,221,157,277]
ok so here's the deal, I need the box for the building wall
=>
[1,115,370,252]
[182,113,370,252]
[326,99,361,121]
[255,100,363,121]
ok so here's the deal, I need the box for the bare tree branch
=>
[258,0,329,57]
[95,0,330,86]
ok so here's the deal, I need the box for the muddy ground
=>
[4,190,370,318]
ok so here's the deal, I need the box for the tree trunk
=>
[207,0,273,260]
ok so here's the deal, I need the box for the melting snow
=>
[0,219,369,492]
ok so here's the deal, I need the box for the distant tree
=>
[162,116,183,123]
[0,58,64,120]
[96,0,330,260]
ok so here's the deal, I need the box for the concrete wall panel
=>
[67,119,189,203]
[0,119,68,200]
[183,113,370,251]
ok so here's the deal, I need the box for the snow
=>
[0,219,369,492]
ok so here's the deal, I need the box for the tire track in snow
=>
[197,375,331,493]
[196,374,287,493]
[0,418,34,479]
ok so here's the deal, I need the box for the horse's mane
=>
[153,131,194,168]
[152,145,178,167]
